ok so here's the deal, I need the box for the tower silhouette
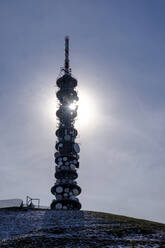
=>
[51,37,81,210]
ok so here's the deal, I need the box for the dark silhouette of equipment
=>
[51,37,81,210]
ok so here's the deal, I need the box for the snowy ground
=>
[0,209,164,247]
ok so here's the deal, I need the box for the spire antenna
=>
[64,36,70,74]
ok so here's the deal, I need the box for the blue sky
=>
[0,0,165,222]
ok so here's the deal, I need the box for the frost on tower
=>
[51,37,81,210]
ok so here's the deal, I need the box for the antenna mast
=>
[64,36,70,74]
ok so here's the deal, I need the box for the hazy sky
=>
[0,0,165,223]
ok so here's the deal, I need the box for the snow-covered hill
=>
[0,209,164,247]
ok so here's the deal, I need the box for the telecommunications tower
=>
[51,37,81,210]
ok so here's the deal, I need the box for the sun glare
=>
[75,88,97,130]
[69,103,77,110]
[44,87,98,131]
[44,95,57,123]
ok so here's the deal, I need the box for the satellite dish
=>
[58,161,63,166]
[56,195,62,200]
[63,205,68,210]
[54,152,60,158]
[56,186,63,193]
[64,188,69,193]
[55,203,62,209]
[70,164,76,170]
[73,153,79,159]
[63,193,68,197]
[73,143,80,153]
[58,157,62,161]
[63,157,68,161]
[70,195,76,200]
[73,188,79,196]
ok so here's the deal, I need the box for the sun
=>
[44,86,98,132]
[69,102,77,111]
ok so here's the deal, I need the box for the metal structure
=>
[26,196,40,208]
[51,37,81,210]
